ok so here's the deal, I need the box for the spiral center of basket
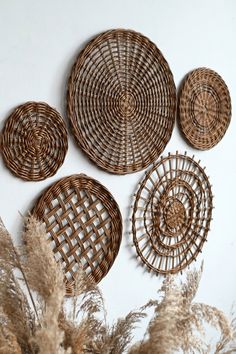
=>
[164,199,186,229]
[29,129,48,152]
[119,92,135,118]
[194,91,218,128]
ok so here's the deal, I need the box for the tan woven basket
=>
[1,102,68,181]
[132,152,213,274]
[67,29,176,174]
[178,68,231,150]
[32,174,122,295]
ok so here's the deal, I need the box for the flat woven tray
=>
[132,152,213,274]
[179,68,231,150]
[1,102,68,181]
[67,29,176,174]
[32,174,122,295]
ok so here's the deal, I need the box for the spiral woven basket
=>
[1,102,68,181]
[132,152,213,274]
[32,174,122,295]
[67,29,176,174]
[179,68,231,150]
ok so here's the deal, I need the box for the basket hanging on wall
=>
[67,29,176,174]
[32,174,122,295]
[1,102,68,181]
[178,67,231,150]
[131,152,213,274]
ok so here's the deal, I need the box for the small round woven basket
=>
[32,174,122,295]
[178,68,231,150]
[132,152,213,274]
[1,102,68,181]
[67,29,176,174]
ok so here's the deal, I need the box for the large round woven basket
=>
[178,68,231,150]
[32,174,122,295]
[1,102,68,181]
[132,152,213,274]
[67,29,176,174]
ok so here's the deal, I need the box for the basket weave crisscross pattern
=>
[33,174,122,295]
[67,29,176,174]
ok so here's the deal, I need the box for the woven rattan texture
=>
[1,102,68,181]
[179,68,231,150]
[67,29,176,174]
[33,174,122,295]
[132,152,213,274]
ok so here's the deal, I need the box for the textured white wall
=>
[0,0,235,349]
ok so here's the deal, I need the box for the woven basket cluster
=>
[1,102,68,181]
[132,152,213,274]
[32,174,122,295]
[179,68,231,150]
[67,29,176,174]
[0,30,224,282]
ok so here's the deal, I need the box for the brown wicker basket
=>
[1,102,68,181]
[132,152,213,274]
[178,68,231,150]
[32,174,122,295]
[67,29,176,174]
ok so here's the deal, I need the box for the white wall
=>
[0,0,235,349]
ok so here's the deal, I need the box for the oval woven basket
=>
[132,152,213,274]
[32,174,122,295]
[67,29,176,174]
[178,68,231,150]
[1,102,68,181]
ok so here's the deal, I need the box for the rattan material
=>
[179,68,231,150]
[67,29,176,174]
[32,174,122,295]
[132,152,213,274]
[1,102,68,181]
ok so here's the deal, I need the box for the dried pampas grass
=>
[0,326,22,354]
[22,217,67,354]
[0,216,144,354]
[22,216,64,300]
[129,265,236,354]
[0,215,235,354]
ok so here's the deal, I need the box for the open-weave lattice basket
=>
[67,29,176,174]
[178,68,231,150]
[1,102,68,181]
[132,152,213,274]
[32,174,122,295]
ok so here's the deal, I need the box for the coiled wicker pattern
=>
[1,102,68,181]
[67,29,176,174]
[132,152,213,274]
[179,68,231,150]
[32,174,122,295]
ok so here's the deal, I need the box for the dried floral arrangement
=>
[0,215,235,354]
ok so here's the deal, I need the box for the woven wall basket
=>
[179,68,231,150]
[1,102,68,181]
[132,152,213,274]
[32,174,122,295]
[67,29,176,174]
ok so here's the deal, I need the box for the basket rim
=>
[178,67,231,150]
[1,101,68,181]
[67,28,176,174]
[32,173,123,294]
